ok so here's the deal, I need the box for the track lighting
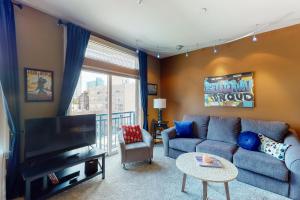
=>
[213,46,218,54]
[136,49,139,54]
[185,51,189,57]
[252,35,257,42]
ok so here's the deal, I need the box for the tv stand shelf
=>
[21,147,106,200]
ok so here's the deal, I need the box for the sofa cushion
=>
[183,115,210,139]
[207,116,240,144]
[238,131,260,151]
[122,125,143,144]
[174,121,193,138]
[169,138,203,152]
[233,148,289,182]
[241,119,288,142]
[195,140,237,161]
[125,142,148,150]
[258,134,290,161]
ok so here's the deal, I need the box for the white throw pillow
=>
[258,134,290,161]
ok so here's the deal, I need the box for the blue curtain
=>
[57,23,90,116]
[0,0,22,198]
[138,51,148,130]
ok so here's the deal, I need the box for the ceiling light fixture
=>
[252,35,257,42]
[176,45,184,51]
[201,8,208,13]
[137,0,143,5]
[157,52,160,59]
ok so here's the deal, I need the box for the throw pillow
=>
[238,131,260,151]
[174,121,193,138]
[122,125,143,144]
[258,133,290,161]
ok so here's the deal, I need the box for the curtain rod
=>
[12,2,23,9]
[57,19,136,52]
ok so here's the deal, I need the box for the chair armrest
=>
[161,127,176,156]
[118,131,126,163]
[141,129,154,148]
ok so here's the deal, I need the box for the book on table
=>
[195,155,223,168]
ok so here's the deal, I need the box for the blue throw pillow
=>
[238,131,261,151]
[174,121,193,138]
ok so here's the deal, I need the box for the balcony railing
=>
[96,111,136,152]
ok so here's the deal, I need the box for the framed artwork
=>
[204,72,254,108]
[148,83,158,96]
[24,67,54,102]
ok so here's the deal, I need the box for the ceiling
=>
[17,0,300,58]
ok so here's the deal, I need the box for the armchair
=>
[118,129,154,168]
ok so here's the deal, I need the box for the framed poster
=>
[148,83,158,96]
[24,68,54,102]
[204,72,254,107]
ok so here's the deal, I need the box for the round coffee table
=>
[176,152,238,200]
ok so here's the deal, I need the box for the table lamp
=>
[153,98,166,123]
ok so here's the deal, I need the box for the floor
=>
[25,145,291,200]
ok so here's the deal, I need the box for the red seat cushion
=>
[122,125,143,144]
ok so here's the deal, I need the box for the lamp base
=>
[157,109,163,123]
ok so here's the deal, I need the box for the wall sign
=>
[24,67,54,102]
[204,72,254,107]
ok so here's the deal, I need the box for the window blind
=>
[84,36,139,77]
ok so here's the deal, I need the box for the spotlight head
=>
[185,52,189,57]
[136,49,139,54]
[213,47,218,54]
[252,35,257,42]
[157,53,160,59]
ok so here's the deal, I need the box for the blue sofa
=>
[162,115,300,200]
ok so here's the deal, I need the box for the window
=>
[69,36,140,155]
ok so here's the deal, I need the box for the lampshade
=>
[153,98,166,109]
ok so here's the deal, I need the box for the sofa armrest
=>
[161,127,176,156]
[285,138,300,199]
[285,145,300,171]
[141,129,154,148]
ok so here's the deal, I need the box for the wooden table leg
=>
[181,173,187,192]
[202,181,208,200]
[224,182,230,200]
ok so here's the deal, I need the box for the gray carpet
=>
[44,145,290,200]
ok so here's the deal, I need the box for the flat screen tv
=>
[25,114,96,161]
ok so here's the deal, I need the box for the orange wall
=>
[160,24,300,135]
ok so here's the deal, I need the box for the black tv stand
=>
[67,153,80,159]
[21,147,106,200]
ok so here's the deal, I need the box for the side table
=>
[151,120,169,143]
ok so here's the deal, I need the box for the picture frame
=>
[24,67,54,102]
[204,72,254,108]
[148,83,158,96]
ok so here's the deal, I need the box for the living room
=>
[0,0,300,200]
